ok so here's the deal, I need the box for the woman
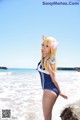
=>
[37,35,68,120]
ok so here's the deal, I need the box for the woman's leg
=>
[42,89,58,120]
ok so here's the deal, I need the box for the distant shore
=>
[0,66,80,72]
[0,67,8,70]
[57,67,80,71]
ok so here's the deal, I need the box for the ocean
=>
[0,68,80,120]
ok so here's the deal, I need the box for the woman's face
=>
[41,42,51,56]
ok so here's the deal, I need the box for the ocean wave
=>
[0,72,12,76]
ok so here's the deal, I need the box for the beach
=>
[0,69,80,120]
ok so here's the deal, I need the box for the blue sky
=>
[0,0,80,68]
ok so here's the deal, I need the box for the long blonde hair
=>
[41,36,58,72]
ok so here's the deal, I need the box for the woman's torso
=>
[37,61,59,96]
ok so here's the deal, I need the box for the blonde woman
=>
[37,35,68,120]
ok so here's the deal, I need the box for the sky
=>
[0,0,80,68]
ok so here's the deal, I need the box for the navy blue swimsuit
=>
[37,61,59,96]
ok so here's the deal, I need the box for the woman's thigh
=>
[42,89,58,116]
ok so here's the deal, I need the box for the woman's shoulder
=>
[50,57,55,64]
[47,57,55,65]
